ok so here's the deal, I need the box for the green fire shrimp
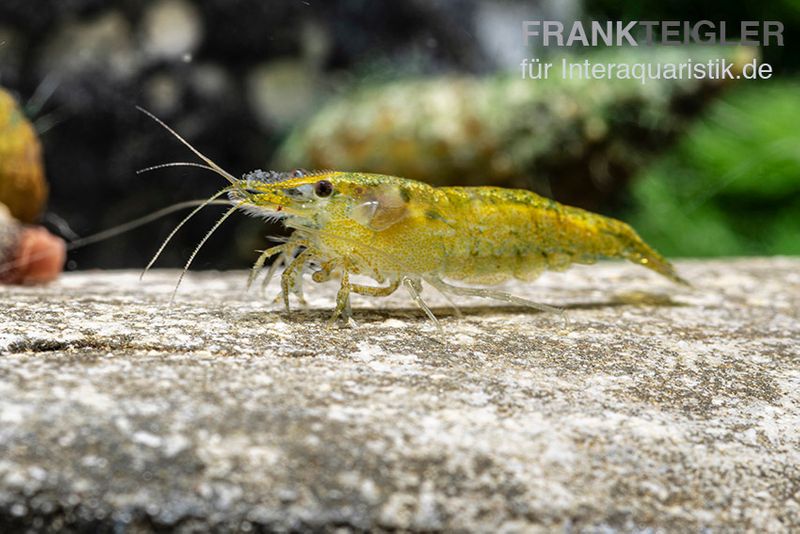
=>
[139,108,687,332]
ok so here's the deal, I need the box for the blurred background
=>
[0,0,798,271]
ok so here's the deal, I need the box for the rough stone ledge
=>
[0,258,798,532]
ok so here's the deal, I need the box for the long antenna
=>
[141,188,233,278]
[0,199,233,279]
[170,202,243,301]
[68,198,233,251]
[136,106,238,184]
[136,162,218,175]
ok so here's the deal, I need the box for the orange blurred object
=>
[0,87,64,285]
[0,225,66,285]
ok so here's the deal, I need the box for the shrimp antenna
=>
[170,201,244,302]
[136,162,219,175]
[142,187,233,279]
[69,197,234,251]
[136,106,238,184]
[26,72,60,118]
[0,198,234,279]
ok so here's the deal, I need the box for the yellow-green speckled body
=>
[240,172,685,287]
[427,185,679,285]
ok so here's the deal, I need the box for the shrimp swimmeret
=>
[139,108,688,332]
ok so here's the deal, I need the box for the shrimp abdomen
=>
[438,187,687,285]
[582,212,688,285]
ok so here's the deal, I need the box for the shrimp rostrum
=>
[142,109,687,331]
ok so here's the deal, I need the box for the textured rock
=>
[0,258,798,532]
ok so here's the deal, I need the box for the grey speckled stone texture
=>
[0,258,798,532]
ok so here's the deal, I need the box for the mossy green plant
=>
[628,82,800,257]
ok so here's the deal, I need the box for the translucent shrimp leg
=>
[311,260,337,284]
[247,243,292,290]
[261,251,292,295]
[325,265,391,324]
[280,248,315,310]
[329,270,354,327]
[402,278,443,338]
[350,278,400,298]
[428,277,567,326]
[427,282,463,318]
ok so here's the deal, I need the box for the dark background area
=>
[1,0,797,270]
[1,0,494,270]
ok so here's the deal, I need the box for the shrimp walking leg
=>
[261,251,290,295]
[429,277,567,325]
[263,242,309,296]
[280,248,314,310]
[329,270,354,326]
[402,278,442,336]
[311,260,337,283]
[247,243,291,290]
[350,278,401,298]
[324,275,400,326]
[428,282,463,318]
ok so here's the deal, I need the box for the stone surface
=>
[0,258,798,532]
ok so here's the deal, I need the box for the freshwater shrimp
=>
[140,108,687,332]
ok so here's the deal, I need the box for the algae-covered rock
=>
[278,47,755,210]
[628,82,800,257]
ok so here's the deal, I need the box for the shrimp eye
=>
[314,180,333,197]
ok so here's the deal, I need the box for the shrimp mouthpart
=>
[227,174,324,222]
[227,184,290,221]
